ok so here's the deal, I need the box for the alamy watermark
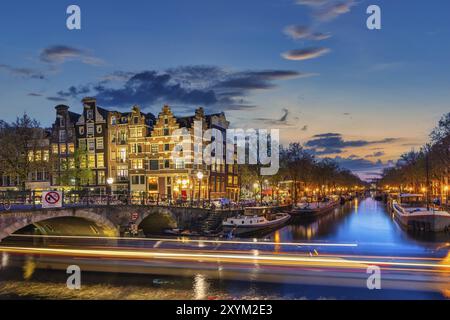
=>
[366,266,381,290]
[66,265,81,290]
[171,121,280,176]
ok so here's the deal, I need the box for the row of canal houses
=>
[0,97,240,201]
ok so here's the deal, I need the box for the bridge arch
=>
[0,209,119,241]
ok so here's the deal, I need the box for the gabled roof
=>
[68,111,81,124]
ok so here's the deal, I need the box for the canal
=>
[0,197,449,300]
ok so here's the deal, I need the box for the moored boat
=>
[222,206,291,236]
[391,194,450,233]
[290,197,339,219]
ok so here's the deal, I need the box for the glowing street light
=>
[197,171,204,204]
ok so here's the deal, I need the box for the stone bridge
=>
[0,205,217,241]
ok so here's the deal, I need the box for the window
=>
[87,123,94,136]
[164,144,170,151]
[119,149,126,162]
[119,131,127,143]
[132,159,143,169]
[151,144,159,153]
[111,116,117,125]
[60,144,67,154]
[132,144,142,154]
[79,127,84,135]
[134,117,139,124]
[130,128,141,138]
[43,150,49,161]
[96,138,104,150]
[88,154,95,168]
[118,169,128,179]
[97,153,104,168]
[79,139,86,151]
[87,109,94,120]
[150,160,159,171]
[97,125,102,134]
[52,144,58,154]
[164,160,170,169]
[59,130,66,142]
[175,158,185,169]
[163,128,170,136]
[98,171,105,185]
[87,139,95,153]
[131,175,145,185]
[68,143,74,154]
[59,116,65,127]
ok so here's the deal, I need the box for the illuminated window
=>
[97,153,104,168]
[96,138,104,149]
[52,144,58,154]
[68,143,75,154]
[88,154,95,168]
[175,158,185,169]
[43,150,49,161]
[60,144,67,154]
[97,171,105,185]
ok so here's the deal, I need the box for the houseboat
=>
[222,206,291,236]
[391,194,450,233]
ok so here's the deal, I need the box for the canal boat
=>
[222,206,291,236]
[391,194,450,233]
[290,197,339,219]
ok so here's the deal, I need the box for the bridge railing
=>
[0,190,277,212]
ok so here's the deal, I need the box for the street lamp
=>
[107,177,114,206]
[444,185,449,205]
[197,171,204,205]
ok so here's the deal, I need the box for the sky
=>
[1,0,450,180]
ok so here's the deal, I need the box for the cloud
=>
[284,25,332,41]
[0,64,45,80]
[315,1,356,21]
[27,93,43,97]
[40,45,103,65]
[296,0,357,22]
[331,156,395,181]
[282,47,330,61]
[46,96,67,102]
[54,65,303,112]
[305,133,399,155]
[365,151,385,158]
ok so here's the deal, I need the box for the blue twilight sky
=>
[1,0,450,179]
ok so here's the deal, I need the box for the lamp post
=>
[197,171,204,206]
[444,185,449,206]
[106,177,114,206]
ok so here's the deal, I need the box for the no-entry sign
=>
[42,191,63,208]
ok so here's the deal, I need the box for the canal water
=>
[0,197,449,300]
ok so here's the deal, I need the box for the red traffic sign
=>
[42,191,63,208]
[45,192,60,204]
